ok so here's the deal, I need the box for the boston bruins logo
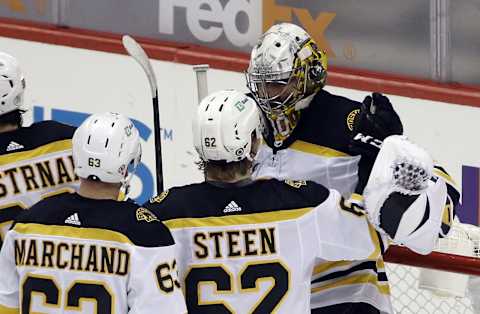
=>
[284,179,307,189]
[346,109,360,131]
[149,190,169,204]
[136,208,159,223]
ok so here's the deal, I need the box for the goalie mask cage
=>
[384,223,480,314]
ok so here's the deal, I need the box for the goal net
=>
[385,223,480,314]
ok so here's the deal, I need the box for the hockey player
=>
[144,89,449,313]
[0,52,78,247]
[246,23,460,313]
[0,112,187,313]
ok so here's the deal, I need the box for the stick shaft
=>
[122,35,164,194]
[152,90,163,193]
[193,64,209,103]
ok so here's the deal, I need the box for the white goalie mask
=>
[0,52,26,115]
[193,90,261,163]
[73,112,142,189]
[246,23,327,144]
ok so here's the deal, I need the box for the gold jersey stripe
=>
[313,260,353,275]
[313,257,386,278]
[289,140,349,157]
[376,258,386,269]
[0,220,14,231]
[0,220,13,241]
[442,203,453,225]
[0,201,27,210]
[311,273,391,295]
[367,222,381,260]
[13,223,132,244]
[350,193,363,202]
[0,139,72,166]
[0,304,19,314]
[433,168,457,188]
[164,207,314,229]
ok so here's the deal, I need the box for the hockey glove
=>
[364,135,448,254]
[349,93,403,158]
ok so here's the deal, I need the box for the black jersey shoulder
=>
[144,179,330,221]
[14,193,174,247]
[264,90,362,154]
[0,120,76,155]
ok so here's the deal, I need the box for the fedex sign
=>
[158,0,335,55]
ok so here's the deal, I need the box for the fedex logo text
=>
[158,0,335,54]
[159,0,262,47]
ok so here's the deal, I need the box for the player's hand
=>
[349,93,403,158]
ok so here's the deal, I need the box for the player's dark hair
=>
[0,109,24,128]
[197,158,253,181]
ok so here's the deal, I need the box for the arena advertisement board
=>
[1,35,479,224]
[0,0,58,23]
[157,0,336,54]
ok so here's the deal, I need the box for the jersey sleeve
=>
[300,190,386,262]
[0,231,20,313]
[0,204,25,248]
[127,243,186,314]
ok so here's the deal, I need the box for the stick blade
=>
[122,35,157,95]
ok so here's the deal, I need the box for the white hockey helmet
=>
[0,52,26,115]
[246,23,327,144]
[193,90,261,163]
[73,112,141,187]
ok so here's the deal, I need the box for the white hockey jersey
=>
[145,179,390,313]
[0,121,79,243]
[0,193,187,313]
[252,90,459,313]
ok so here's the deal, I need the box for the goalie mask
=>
[0,52,26,115]
[246,23,327,145]
[73,112,142,192]
[193,90,261,163]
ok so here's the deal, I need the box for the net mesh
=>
[385,222,480,314]
[386,263,475,314]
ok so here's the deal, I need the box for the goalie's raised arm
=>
[363,135,448,254]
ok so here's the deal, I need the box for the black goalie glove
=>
[349,92,403,158]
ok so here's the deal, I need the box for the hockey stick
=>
[122,35,163,194]
[193,64,209,104]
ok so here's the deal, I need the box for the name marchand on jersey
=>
[0,193,186,313]
[10,204,164,276]
[13,224,130,276]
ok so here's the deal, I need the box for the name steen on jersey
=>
[14,238,129,276]
[0,155,78,199]
[193,227,277,259]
